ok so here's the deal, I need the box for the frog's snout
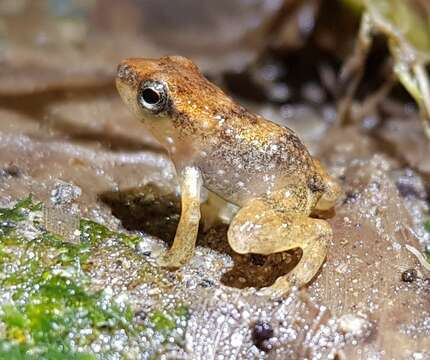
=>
[116,62,139,88]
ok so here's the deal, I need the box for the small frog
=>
[116,56,341,292]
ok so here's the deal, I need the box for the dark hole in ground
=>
[99,183,181,243]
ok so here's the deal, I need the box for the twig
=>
[336,13,372,126]
[413,63,430,139]
[353,67,396,121]
[405,244,430,272]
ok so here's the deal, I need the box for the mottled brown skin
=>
[116,56,341,293]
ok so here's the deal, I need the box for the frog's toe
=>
[157,255,180,269]
[227,233,250,254]
[257,286,277,297]
[157,251,191,269]
[258,281,291,297]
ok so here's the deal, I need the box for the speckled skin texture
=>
[116,56,341,292]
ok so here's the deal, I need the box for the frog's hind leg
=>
[227,198,331,292]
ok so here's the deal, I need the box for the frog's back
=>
[196,109,322,205]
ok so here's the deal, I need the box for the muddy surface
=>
[1,1,430,359]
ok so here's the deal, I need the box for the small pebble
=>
[343,191,360,205]
[134,309,147,325]
[2,164,21,177]
[401,268,417,283]
[251,321,274,352]
[199,278,214,288]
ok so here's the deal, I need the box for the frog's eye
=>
[137,80,169,114]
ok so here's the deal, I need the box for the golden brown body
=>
[116,56,341,293]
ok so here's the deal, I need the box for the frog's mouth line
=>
[115,78,131,103]
[116,78,146,124]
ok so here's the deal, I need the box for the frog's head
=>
[116,56,232,139]
[116,56,175,122]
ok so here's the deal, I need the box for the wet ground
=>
[0,1,430,359]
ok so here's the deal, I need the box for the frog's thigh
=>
[159,166,202,268]
[227,198,331,290]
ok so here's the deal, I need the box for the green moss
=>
[0,196,188,358]
[0,341,95,360]
[173,305,189,318]
[80,219,140,247]
[425,221,430,263]
[425,220,430,233]
[0,200,134,358]
[150,311,177,333]
[0,197,41,238]
[152,306,189,333]
[0,196,41,222]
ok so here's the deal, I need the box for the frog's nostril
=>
[117,63,128,77]
[117,63,138,87]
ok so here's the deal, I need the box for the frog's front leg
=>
[227,198,331,293]
[158,166,203,268]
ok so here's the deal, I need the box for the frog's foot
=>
[313,159,342,212]
[158,216,198,268]
[227,198,331,293]
[158,247,194,269]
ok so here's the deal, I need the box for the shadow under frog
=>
[100,183,301,289]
